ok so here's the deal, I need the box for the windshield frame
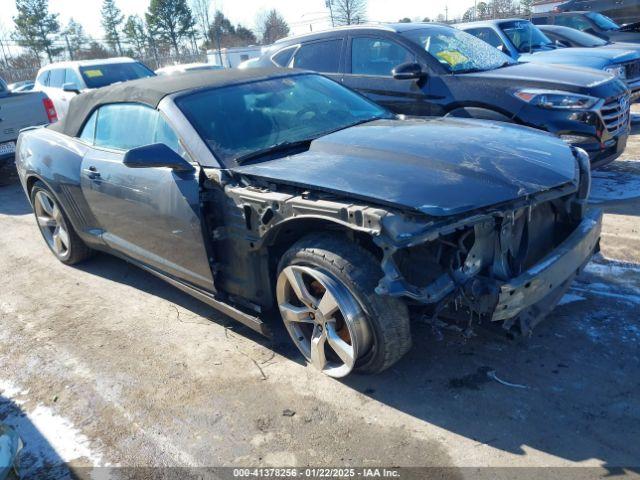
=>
[400,26,517,74]
[173,73,394,168]
[499,20,555,53]
[585,12,621,31]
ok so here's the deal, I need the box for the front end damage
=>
[208,149,600,337]
[372,149,600,336]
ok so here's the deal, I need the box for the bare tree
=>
[332,0,366,26]
[190,0,212,46]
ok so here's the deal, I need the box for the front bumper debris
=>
[492,208,602,322]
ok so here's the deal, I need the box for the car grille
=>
[600,93,630,136]
[625,60,640,81]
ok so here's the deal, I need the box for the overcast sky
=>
[0,0,477,50]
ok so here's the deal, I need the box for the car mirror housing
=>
[392,62,427,80]
[123,143,195,172]
[62,83,80,94]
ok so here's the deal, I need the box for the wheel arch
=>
[262,216,383,278]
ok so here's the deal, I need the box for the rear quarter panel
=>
[16,127,101,243]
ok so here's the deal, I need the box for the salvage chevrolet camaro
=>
[16,69,602,377]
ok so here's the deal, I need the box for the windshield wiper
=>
[235,139,314,165]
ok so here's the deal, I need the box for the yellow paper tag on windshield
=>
[83,69,103,78]
[436,50,469,67]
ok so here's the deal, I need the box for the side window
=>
[272,46,297,67]
[49,69,65,88]
[155,115,185,156]
[79,110,98,144]
[65,68,81,87]
[292,40,342,73]
[36,70,50,86]
[464,28,506,50]
[94,104,157,150]
[91,103,185,155]
[351,37,416,76]
[555,15,592,31]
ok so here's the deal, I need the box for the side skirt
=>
[136,263,272,338]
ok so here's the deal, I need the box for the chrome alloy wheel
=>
[276,265,372,378]
[33,190,70,259]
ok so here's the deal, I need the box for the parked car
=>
[538,24,640,99]
[531,11,640,41]
[253,23,630,168]
[34,57,155,120]
[155,63,223,75]
[7,80,34,92]
[16,69,601,377]
[0,76,56,185]
[551,0,640,26]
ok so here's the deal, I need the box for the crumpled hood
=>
[232,118,577,217]
[519,46,637,69]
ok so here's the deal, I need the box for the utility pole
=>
[445,5,449,22]
[63,33,74,61]
[474,0,478,20]
[215,25,223,67]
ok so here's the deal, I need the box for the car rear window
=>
[79,62,155,89]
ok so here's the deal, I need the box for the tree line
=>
[6,0,292,67]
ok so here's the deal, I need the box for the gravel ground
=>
[1,121,639,478]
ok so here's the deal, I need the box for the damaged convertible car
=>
[16,69,601,377]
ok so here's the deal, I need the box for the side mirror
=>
[62,82,80,94]
[123,143,194,172]
[392,62,427,80]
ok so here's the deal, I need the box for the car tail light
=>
[43,98,58,123]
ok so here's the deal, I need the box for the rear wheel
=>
[276,234,412,377]
[30,181,92,265]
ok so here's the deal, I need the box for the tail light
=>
[43,98,58,123]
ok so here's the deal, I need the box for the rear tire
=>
[276,233,412,376]
[30,181,93,265]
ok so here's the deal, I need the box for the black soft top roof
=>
[50,67,297,137]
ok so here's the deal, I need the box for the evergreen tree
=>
[63,18,88,60]
[12,0,61,64]
[101,0,124,55]
[123,15,148,57]
[146,0,197,56]
[259,9,289,45]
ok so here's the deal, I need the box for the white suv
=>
[34,57,155,119]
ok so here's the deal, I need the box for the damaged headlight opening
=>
[604,65,626,79]
[513,89,599,110]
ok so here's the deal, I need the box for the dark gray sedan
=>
[15,69,601,377]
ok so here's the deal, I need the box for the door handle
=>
[83,166,100,179]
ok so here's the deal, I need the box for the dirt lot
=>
[1,121,640,478]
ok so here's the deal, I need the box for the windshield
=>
[554,26,608,46]
[401,27,515,73]
[586,12,620,31]
[79,62,155,88]
[176,74,391,166]
[499,21,555,52]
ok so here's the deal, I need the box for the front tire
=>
[30,181,93,265]
[276,233,411,377]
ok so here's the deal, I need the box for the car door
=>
[78,103,215,291]
[343,35,434,115]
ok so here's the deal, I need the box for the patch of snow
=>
[558,293,586,306]
[0,379,104,478]
[590,168,640,203]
